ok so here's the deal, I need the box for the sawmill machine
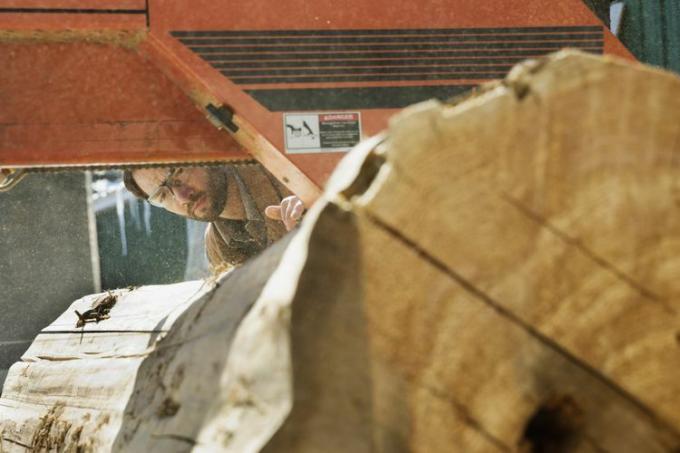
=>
[0,0,632,203]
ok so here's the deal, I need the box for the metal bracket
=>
[205,104,239,133]
[0,169,28,192]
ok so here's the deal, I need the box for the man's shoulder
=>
[204,222,218,250]
[204,218,239,239]
[204,220,250,270]
[233,165,291,203]
[204,220,235,249]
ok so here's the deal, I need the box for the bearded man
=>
[123,163,304,271]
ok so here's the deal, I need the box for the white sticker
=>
[283,112,361,154]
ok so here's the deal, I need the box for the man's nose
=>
[172,185,195,203]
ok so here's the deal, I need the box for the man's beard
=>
[185,168,228,221]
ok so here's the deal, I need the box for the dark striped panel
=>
[178,33,603,45]
[186,41,602,53]
[246,85,476,111]
[221,65,513,77]
[215,52,603,85]
[229,73,510,85]
[172,26,603,109]
[194,48,601,61]
[189,41,603,54]
[173,26,603,85]
[210,57,536,68]
[171,25,602,37]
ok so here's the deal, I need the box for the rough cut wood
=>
[1,50,679,452]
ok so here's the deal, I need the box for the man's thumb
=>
[264,205,282,220]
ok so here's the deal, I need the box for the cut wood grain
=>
[349,51,680,432]
[267,50,680,453]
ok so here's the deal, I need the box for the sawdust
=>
[75,291,118,328]
[171,365,185,390]
[444,79,503,108]
[28,405,111,452]
[71,414,110,452]
[443,55,550,108]
[188,88,220,114]
[31,403,73,451]
[0,30,146,49]
[157,398,181,418]
[95,413,110,430]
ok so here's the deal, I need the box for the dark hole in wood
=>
[521,395,584,453]
[340,150,386,199]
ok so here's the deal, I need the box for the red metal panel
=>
[0,38,248,167]
[0,0,636,197]
[151,0,603,30]
[136,33,322,204]
[0,0,146,29]
[144,0,633,188]
[0,13,144,28]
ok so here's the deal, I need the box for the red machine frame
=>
[0,0,633,204]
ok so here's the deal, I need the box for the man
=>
[123,163,304,271]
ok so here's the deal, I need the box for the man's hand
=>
[265,195,305,231]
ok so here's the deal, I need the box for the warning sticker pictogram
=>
[283,112,361,154]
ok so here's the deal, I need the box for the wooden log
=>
[0,238,299,452]
[1,50,679,452]
[267,50,680,452]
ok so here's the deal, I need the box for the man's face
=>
[132,167,228,221]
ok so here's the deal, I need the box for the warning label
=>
[283,112,361,154]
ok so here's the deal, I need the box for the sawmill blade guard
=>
[0,0,633,203]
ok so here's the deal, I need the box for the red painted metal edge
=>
[138,32,322,206]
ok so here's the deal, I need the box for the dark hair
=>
[123,170,149,199]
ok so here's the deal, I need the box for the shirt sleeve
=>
[204,220,265,272]
[204,222,244,273]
